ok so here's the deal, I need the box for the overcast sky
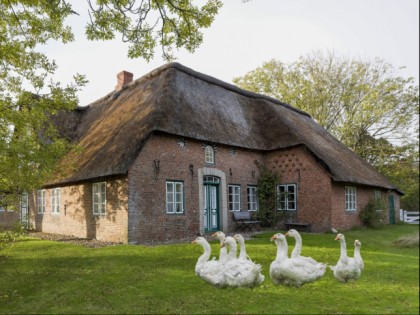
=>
[43,0,419,106]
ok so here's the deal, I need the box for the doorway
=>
[203,176,220,232]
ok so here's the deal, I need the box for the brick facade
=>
[127,133,264,244]
[0,209,20,230]
[26,133,400,243]
[28,178,128,243]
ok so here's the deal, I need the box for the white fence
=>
[400,210,419,224]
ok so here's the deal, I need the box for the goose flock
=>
[192,229,363,288]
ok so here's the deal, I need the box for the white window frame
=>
[345,186,357,211]
[51,188,60,214]
[93,182,106,215]
[37,189,46,214]
[204,145,215,164]
[166,181,184,214]
[276,184,297,211]
[228,185,241,211]
[247,186,258,211]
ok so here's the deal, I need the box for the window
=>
[345,186,357,211]
[276,184,297,211]
[228,185,241,211]
[37,190,46,214]
[166,181,184,214]
[51,188,60,214]
[93,182,106,215]
[374,190,381,200]
[247,186,258,211]
[204,145,215,164]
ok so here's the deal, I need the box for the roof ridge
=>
[131,62,311,118]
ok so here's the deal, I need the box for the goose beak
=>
[285,232,289,237]
[221,242,225,248]
[211,232,217,237]
[191,240,197,244]
[271,235,277,241]
[334,235,340,241]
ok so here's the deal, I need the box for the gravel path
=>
[27,232,121,248]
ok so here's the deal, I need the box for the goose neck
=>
[275,239,288,261]
[339,238,348,261]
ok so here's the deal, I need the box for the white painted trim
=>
[198,167,227,235]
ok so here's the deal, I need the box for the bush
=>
[0,222,27,250]
[255,161,280,227]
[359,198,385,228]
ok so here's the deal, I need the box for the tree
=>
[233,51,419,209]
[0,0,222,206]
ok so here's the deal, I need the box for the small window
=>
[166,181,184,214]
[276,184,297,211]
[51,188,60,214]
[345,186,357,211]
[247,186,258,211]
[93,182,106,215]
[203,176,220,184]
[205,145,215,164]
[37,189,46,214]
[228,185,241,211]
[374,190,381,200]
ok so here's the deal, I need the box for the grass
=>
[0,224,418,314]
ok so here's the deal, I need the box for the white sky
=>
[44,0,419,106]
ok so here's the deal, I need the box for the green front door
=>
[203,176,220,232]
[388,194,396,224]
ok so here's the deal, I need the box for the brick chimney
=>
[115,70,133,91]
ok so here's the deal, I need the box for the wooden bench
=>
[284,222,311,232]
[233,212,261,233]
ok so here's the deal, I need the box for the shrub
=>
[255,161,280,227]
[359,198,385,228]
[0,222,27,250]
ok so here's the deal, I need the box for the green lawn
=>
[0,224,418,314]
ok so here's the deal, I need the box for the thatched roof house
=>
[27,62,401,243]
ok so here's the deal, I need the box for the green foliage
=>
[1,1,222,200]
[0,222,26,250]
[255,161,280,227]
[0,225,418,314]
[359,197,386,228]
[86,0,223,61]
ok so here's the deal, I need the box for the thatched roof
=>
[49,62,400,192]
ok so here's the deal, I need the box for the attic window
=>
[205,145,215,164]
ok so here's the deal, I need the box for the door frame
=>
[203,179,220,232]
[198,168,228,235]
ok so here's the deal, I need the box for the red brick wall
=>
[266,146,333,232]
[28,178,128,243]
[330,184,399,229]
[25,133,401,243]
[127,133,265,244]
[0,209,20,230]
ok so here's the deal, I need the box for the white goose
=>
[233,234,252,260]
[222,236,265,287]
[270,233,325,287]
[211,231,228,263]
[285,229,327,272]
[353,239,364,270]
[330,233,362,283]
[192,237,226,288]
